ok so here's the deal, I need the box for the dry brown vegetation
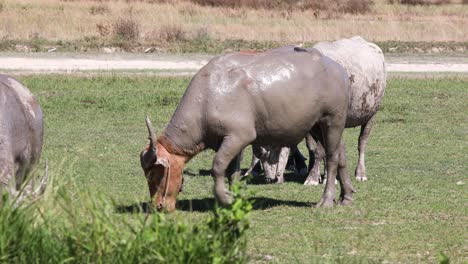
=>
[89,4,110,15]
[390,0,452,4]
[157,24,187,42]
[0,0,467,53]
[190,0,374,14]
[113,17,140,40]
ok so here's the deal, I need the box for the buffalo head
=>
[140,116,184,212]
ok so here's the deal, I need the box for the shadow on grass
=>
[116,196,313,214]
[185,169,308,185]
[183,169,212,176]
[246,172,308,185]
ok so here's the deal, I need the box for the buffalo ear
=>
[140,148,157,170]
[155,157,169,168]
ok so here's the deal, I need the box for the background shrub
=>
[113,17,140,41]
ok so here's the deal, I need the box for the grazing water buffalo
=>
[246,37,386,185]
[0,74,47,205]
[140,49,353,212]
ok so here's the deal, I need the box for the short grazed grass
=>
[14,74,468,263]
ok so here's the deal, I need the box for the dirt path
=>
[0,53,467,74]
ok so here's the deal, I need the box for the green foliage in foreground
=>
[0,180,252,263]
[5,75,466,263]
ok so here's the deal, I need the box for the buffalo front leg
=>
[263,146,280,183]
[227,150,243,185]
[212,136,250,206]
[275,147,290,183]
[315,124,344,208]
[355,115,376,181]
[304,131,324,186]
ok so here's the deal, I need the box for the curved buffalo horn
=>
[141,115,158,169]
[146,115,157,150]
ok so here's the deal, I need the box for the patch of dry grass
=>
[0,0,466,46]
[157,24,187,42]
[393,0,452,4]
[190,0,375,14]
[89,4,110,15]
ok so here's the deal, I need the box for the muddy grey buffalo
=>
[0,74,47,205]
[304,36,386,184]
[140,49,353,212]
[247,37,386,185]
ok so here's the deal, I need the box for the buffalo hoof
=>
[304,178,320,186]
[264,177,278,184]
[356,175,368,181]
[339,195,353,206]
[315,198,335,208]
[215,189,233,206]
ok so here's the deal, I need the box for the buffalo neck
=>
[160,95,206,159]
[157,133,203,161]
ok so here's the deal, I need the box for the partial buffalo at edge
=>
[0,74,47,206]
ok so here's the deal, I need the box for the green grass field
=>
[15,74,468,263]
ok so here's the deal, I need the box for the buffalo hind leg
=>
[315,123,346,208]
[356,115,376,181]
[0,156,15,202]
[243,145,261,177]
[212,135,252,205]
[337,140,355,206]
